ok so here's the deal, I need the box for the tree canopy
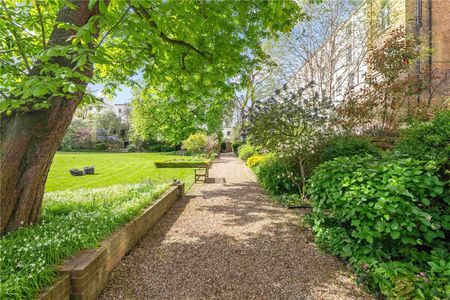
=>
[1,0,303,113]
[0,0,305,234]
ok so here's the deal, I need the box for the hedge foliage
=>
[232,142,242,154]
[307,156,449,299]
[254,156,300,196]
[182,133,208,154]
[319,135,380,163]
[396,111,450,162]
[238,144,257,161]
[154,159,209,168]
[246,154,269,169]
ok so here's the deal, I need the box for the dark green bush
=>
[396,111,450,162]
[147,143,177,152]
[94,143,107,151]
[254,156,300,196]
[319,135,380,163]
[238,144,257,161]
[308,156,449,299]
[232,142,242,153]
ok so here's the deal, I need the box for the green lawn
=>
[46,152,196,192]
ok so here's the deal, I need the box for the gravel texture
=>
[100,153,371,300]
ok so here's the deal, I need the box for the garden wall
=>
[38,183,185,300]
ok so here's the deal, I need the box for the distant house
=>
[222,127,233,140]
[283,0,450,106]
[97,102,132,125]
[221,115,237,141]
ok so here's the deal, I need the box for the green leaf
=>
[32,86,47,97]
[401,237,416,245]
[442,215,450,230]
[88,0,97,10]
[421,198,430,206]
[424,231,435,243]
[76,54,88,68]
[68,84,78,93]
[390,220,399,231]
[390,231,400,239]
[99,0,107,14]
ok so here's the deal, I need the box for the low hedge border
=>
[154,161,210,168]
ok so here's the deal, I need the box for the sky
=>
[111,86,133,104]
[89,84,134,104]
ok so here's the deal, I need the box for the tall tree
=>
[0,0,303,234]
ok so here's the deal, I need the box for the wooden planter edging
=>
[38,182,185,300]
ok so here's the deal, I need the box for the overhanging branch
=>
[131,4,212,61]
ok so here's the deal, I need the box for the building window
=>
[227,131,231,136]
[348,72,355,91]
[346,23,352,37]
[118,108,122,113]
[379,0,391,30]
[346,47,352,63]
[337,76,342,95]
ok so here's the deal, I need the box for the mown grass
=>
[46,152,196,192]
[0,182,168,300]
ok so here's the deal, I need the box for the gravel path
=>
[100,153,371,300]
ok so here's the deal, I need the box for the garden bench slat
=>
[194,164,210,182]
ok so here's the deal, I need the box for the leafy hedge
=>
[0,182,168,300]
[246,154,269,169]
[238,144,257,161]
[254,156,300,196]
[146,143,177,152]
[319,135,380,163]
[396,111,450,162]
[307,156,449,299]
[154,159,209,168]
[232,142,242,154]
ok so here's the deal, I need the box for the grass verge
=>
[0,181,168,299]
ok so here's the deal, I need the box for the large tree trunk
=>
[0,0,103,235]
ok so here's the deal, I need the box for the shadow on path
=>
[100,154,371,300]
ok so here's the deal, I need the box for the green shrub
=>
[238,144,257,161]
[146,143,177,152]
[182,133,208,154]
[254,156,300,196]
[232,142,242,153]
[308,156,449,298]
[94,142,107,151]
[0,182,168,300]
[154,159,209,168]
[274,194,309,207]
[246,154,269,169]
[396,111,450,162]
[319,135,380,163]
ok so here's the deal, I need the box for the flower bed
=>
[0,181,169,300]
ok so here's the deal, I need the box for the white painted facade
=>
[95,102,132,124]
[284,4,370,104]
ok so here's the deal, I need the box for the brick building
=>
[286,0,450,107]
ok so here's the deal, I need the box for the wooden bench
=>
[194,164,210,182]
